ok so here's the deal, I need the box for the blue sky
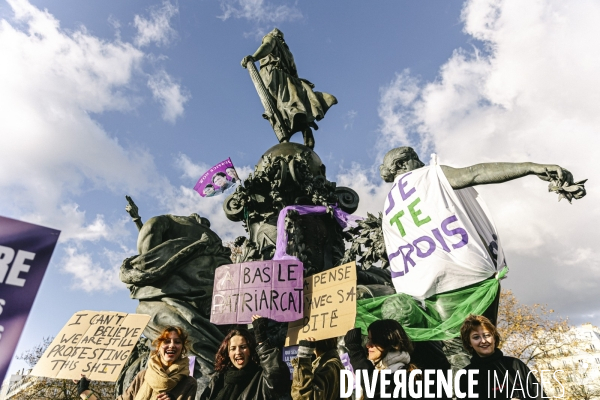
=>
[1,0,599,377]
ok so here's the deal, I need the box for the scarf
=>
[374,350,411,372]
[134,353,190,400]
[214,362,261,400]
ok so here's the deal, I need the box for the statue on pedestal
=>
[241,28,338,149]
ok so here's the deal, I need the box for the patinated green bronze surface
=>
[117,211,231,396]
[224,142,358,275]
[242,28,337,149]
[380,146,587,199]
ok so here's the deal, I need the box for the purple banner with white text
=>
[0,216,60,382]
[282,345,298,379]
[194,158,240,197]
[210,260,304,324]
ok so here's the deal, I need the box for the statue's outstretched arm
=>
[440,162,574,190]
[125,195,143,231]
[241,36,276,68]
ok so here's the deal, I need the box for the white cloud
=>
[335,164,391,219]
[0,0,162,221]
[343,110,357,130]
[62,245,131,292]
[218,0,302,24]
[0,0,188,290]
[133,1,178,47]
[376,0,600,322]
[175,154,210,181]
[147,70,190,123]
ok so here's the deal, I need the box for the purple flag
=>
[0,216,60,382]
[193,158,240,197]
[210,260,303,324]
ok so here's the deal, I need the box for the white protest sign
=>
[285,261,357,346]
[382,165,505,299]
[31,311,150,382]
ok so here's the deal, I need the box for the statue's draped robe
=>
[120,235,232,391]
[258,34,337,136]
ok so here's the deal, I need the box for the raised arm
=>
[251,316,291,398]
[125,195,143,231]
[440,162,574,190]
[241,35,276,68]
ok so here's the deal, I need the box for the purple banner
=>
[193,158,240,197]
[282,345,298,380]
[0,216,60,382]
[210,260,303,324]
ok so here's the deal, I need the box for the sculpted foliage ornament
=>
[223,143,358,273]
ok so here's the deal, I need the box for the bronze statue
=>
[241,28,337,149]
[119,207,232,394]
[378,146,587,373]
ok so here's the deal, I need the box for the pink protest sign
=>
[210,260,304,324]
[193,158,240,197]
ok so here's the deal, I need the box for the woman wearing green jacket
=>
[291,337,344,400]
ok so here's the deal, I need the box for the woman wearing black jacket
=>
[458,315,545,399]
[344,319,427,400]
[200,316,290,400]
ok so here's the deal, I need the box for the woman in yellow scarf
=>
[77,326,197,400]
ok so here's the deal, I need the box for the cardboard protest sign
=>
[194,158,240,197]
[31,311,150,382]
[285,262,357,346]
[210,260,304,324]
[382,165,505,299]
[0,215,60,383]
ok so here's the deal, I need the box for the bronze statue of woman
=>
[242,28,337,149]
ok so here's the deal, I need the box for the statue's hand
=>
[125,195,140,219]
[241,55,254,69]
[533,164,587,203]
[532,164,574,186]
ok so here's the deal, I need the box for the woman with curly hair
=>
[77,325,196,400]
[459,315,545,399]
[200,315,290,400]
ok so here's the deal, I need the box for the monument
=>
[114,28,587,396]
[241,28,337,149]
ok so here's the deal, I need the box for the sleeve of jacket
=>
[345,343,374,373]
[116,370,145,400]
[182,377,198,400]
[291,357,314,400]
[257,340,291,398]
[291,357,342,400]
